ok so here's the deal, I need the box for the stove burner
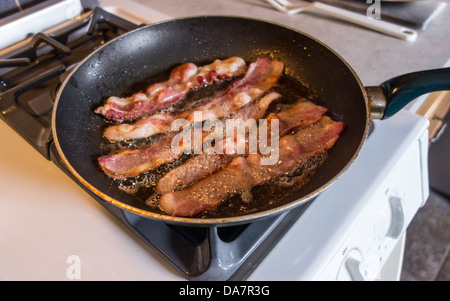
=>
[0,7,140,158]
[54,142,315,280]
[1,6,313,281]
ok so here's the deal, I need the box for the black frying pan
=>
[52,16,450,226]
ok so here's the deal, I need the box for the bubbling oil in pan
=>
[98,73,333,218]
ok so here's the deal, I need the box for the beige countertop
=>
[134,0,450,86]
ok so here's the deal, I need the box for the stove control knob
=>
[336,249,364,281]
[386,196,404,239]
[360,255,380,281]
[377,195,405,239]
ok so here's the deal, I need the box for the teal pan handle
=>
[379,67,450,119]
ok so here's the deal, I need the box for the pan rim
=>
[51,15,371,226]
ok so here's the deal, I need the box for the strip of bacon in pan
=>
[97,92,281,179]
[103,56,284,141]
[156,101,328,195]
[159,116,346,217]
[94,57,246,122]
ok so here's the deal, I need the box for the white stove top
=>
[0,0,430,281]
[250,109,429,280]
[0,108,429,281]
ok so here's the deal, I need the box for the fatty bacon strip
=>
[159,116,346,217]
[156,101,328,195]
[103,57,284,141]
[97,92,281,179]
[95,57,246,122]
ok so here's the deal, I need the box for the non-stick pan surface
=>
[52,16,371,226]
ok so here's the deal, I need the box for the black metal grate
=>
[0,6,310,281]
[0,7,139,158]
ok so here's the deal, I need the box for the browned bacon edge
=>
[95,57,246,122]
[159,116,346,217]
[103,56,283,141]
[97,92,281,179]
[156,101,328,195]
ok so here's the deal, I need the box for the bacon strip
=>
[103,57,284,141]
[95,57,246,122]
[156,101,328,194]
[97,92,281,179]
[159,116,346,217]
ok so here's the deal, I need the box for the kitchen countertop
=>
[134,0,450,86]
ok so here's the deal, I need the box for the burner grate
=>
[0,7,140,158]
[1,6,313,280]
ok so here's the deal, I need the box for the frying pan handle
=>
[367,67,450,119]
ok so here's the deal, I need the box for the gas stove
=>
[0,0,430,281]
